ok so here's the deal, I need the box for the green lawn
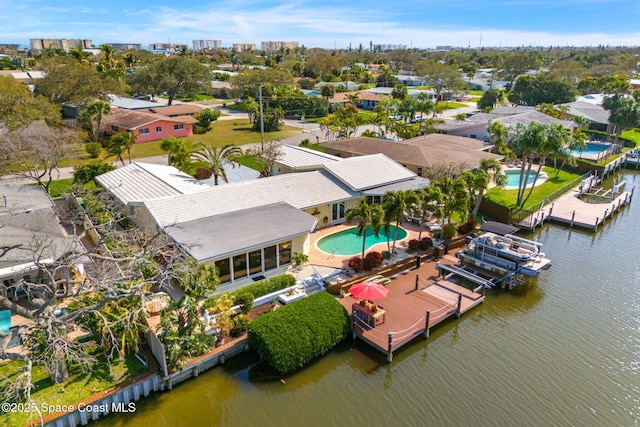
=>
[621,128,640,146]
[0,348,147,427]
[467,90,484,96]
[435,101,468,110]
[484,167,583,209]
[43,178,96,198]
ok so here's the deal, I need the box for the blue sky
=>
[1,0,639,49]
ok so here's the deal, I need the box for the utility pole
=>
[259,83,265,151]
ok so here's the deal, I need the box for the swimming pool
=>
[570,142,611,158]
[317,225,408,256]
[504,169,548,189]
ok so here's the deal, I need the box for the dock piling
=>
[387,333,393,362]
[415,274,419,291]
[456,293,462,318]
[424,311,430,338]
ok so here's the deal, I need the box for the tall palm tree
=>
[108,132,136,165]
[432,177,469,224]
[382,190,418,254]
[412,187,443,241]
[79,101,111,142]
[345,198,384,260]
[190,144,242,185]
[487,120,510,156]
[470,158,506,217]
[508,122,546,207]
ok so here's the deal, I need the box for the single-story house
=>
[468,78,510,91]
[144,104,202,118]
[272,145,341,175]
[395,75,428,87]
[109,95,166,110]
[104,108,198,143]
[211,81,233,99]
[560,101,609,131]
[96,154,427,290]
[326,91,385,110]
[0,184,84,299]
[314,81,360,91]
[438,110,574,141]
[322,135,502,175]
[364,87,437,101]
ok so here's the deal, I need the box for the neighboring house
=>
[439,110,574,140]
[364,87,437,101]
[630,79,640,90]
[576,93,606,106]
[0,184,84,299]
[272,145,341,175]
[488,105,536,116]
[314,81,360,91]
[395,75,428,87]
[211,81,233,99]
[468,78,510,91]
[104,108,197,143]
[96,154,425,290]
[144,104,202,118]
[109,95,165,110]
[560,101,610,132]
[326,91,385,110]
[323,135,502,175]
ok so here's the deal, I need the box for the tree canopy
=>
[0,77,60,129]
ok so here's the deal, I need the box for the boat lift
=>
[436,262,494,293]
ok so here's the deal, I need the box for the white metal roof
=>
[95,163,211,205]
[144,170,359,228]
[276,145,340,170]
[321,153,416,191]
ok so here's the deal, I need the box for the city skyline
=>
[1,0,639,49]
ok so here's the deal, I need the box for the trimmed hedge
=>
[247,292,351,373]
[202,274,295,311]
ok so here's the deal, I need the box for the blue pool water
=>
[570,142,610,157]
[505,170,537,188]
[317,225,407,256]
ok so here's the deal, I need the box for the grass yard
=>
[467,90,485,96]
[435,101,468,111]
[484,167,583,210]
[621,128,640,146]
[43,178,96,198]
[0,348,148,427]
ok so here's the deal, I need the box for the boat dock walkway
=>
[338,254,484,361]
[517,185,633,232]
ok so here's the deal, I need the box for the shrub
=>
[381,250,392,259]
[443,223,457,239]
[202,274,296,311]
[85,142,103,158]
[419,237,434,251]
[193,124,208,134]
[73,159,114,184]
[408,239,420,251]
[235,292,254,314]
[230,314,250,337]
[363,251,383,270]
[300,138,310,147]
[195,168,213,180]
[457,218,477,235]
[247,292,350,373]
[347,257,364,272]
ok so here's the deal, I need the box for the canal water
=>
[101,171,640,427]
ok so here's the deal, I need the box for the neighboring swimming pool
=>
[504,169,548,189]
[317,225,407,256]
[570,142,611,159]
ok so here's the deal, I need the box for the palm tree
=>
[508,122,546,207]
[345,198,384,260]
[190,144,242,185]
[432,177,469,224]
[487,120,510,156]
[243,97,259,124]
[108,132,136,165]
[382,190,418,254]
[604,96,640,144]
[321,85,335,111]
[412,187,443,241]
[79,101,111,142]
[346,92,360,108]
[471,158,506,217]
[160,136,190,170]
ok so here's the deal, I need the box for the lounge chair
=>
[367,275,391,285]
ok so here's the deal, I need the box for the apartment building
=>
[260,41,299,52]
[193,40,222,50]
[232,43,256,52]
[30,39,93,52]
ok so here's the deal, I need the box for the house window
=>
[249,249,262,275]
[232,254,247,279]
[332,202,346,221]
[417,167,423,177]
[278,241,292,266]
[366,196,381,205]
[174,124,184,130]
[215,259,231,284]
[156,126,162,133]
[139,128,150,134]
[111,125,119,132]
[264,245,277,271]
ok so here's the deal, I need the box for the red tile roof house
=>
[104,108,198,143]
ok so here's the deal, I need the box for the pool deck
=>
[338,249,484,361]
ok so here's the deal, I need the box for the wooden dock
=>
[339,255,484,361]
